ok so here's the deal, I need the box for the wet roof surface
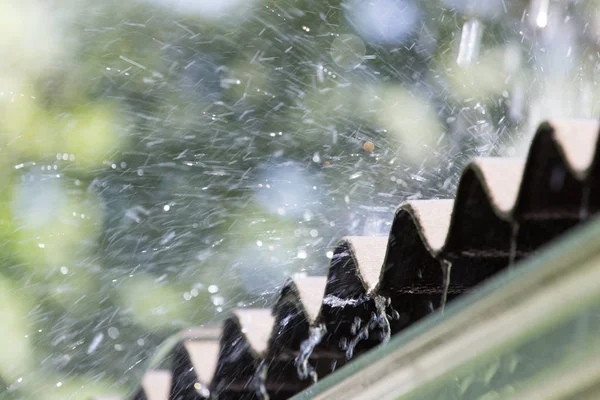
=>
[95,119,600,400]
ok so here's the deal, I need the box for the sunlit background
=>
[1,0,600,398]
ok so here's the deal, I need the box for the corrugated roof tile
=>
[292,276,327,324]
[132,370,172,400]
[232,308,276,357]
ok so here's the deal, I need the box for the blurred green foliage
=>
[1,0,600,398]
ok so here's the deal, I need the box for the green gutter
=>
[292,216,600,400]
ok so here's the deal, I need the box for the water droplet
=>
[533,0,549,28]
[297,249,307,259]
[87,332,104,355]
[457,19,483,67]
[440,260,452,312]
[253,360,270,400]
[108,327,120,339]
[295,324,326,382]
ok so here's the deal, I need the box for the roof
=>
[293,206,600,400]
[92,118,600,399]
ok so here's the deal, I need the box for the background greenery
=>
[1,0,600,398]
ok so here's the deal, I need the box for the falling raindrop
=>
[457,19,483,67]
[344,295,391,359]
[509,222,520,267]
[87,332,104,355]
[330,360,337,373]
[254,360,270,400]
[350,316,362,335]
[373,295,391,343]
[295,324,326,382]
[440,260,452,312]
[339,337,348,351]
[322,294,369,308]
[530,0,550,28]
[344,319,370,360]
[193,382,210,398]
